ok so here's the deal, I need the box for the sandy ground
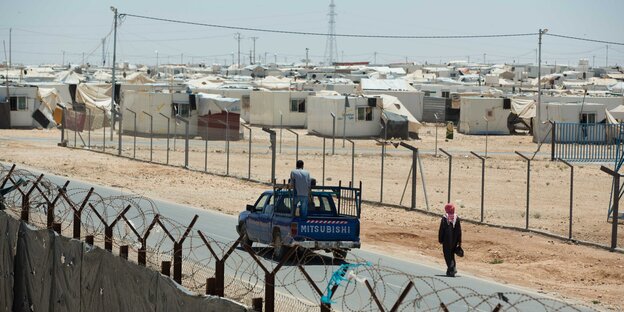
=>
[1,126,623,310]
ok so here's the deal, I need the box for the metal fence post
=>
[56,104,67,147]
[86,107,91,149]
[262,127,276,186]
[96,106,106,152]
[73,110,77,148]
[400,142,418,209]
[204,122,209,172]
[322,137,326,186]
[216,120,230,175]
[551,121,556,161]
[285,128,299,162]
[559,159,574,240]
[175,115,189,168]
[142,111,153,162]
[347,139,354,186]
[516,151,531,229]
[470,151,485,222]
[241,124,252,179]
[380,140,386,203]
[158,113,170,164]
[126,109,137,159]
[439,149,452,203]
[330,112,336,155]
[600,166,620,251]
[279,111,283,154]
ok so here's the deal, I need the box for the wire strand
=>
[120,13,537,39]
[546,33,624,46]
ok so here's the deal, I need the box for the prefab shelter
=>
[377,94,422,139]
[249,90,315,127]
[458,97,512,135]
[196,93,240,141]
[0,85,55,128]
[537,102,607,143]
[121,90,197,136]
[306,94,381,138]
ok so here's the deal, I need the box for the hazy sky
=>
[3,0,624,67]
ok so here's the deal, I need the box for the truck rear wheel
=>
[272,230,290,261]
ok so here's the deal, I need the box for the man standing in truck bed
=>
[290,160,311,219]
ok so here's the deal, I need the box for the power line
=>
[120,13,536,39]
[546,33,624,46]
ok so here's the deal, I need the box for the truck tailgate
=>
[296,218,358,241]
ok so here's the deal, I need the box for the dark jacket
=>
[438,217,462,250]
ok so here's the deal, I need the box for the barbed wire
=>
[0,164,599,311]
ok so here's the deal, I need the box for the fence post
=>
[161,261,171,277]
[175,115,190,168]
[241,124,252,179]
[285,128,299,163]
[158,112,170,164]
[347,139,355,186]
[21,174,44,222]
[120,245,129,260]
[516,151,531,230]
[156,214,198,284]
[142,111,154,162]
[52,222,62,235]
[559,159,574,240]
[251,298,263,312]
[262,128,276,187]
[470,152,485,222]
[204,123,209,172]
[198,231,242,297]
[551,121,556,161]
[216,120,230,175]
[380,140,386,203]
[400,142,418,209]
[56,104,67,147]
[322,137,326,186]
[440,149,452,203]
[86,107,91,149]
[126,109,137,159]
[600,166,620,251]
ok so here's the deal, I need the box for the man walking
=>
[290,160,311,219]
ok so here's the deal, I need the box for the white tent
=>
[610,81,624,93]
[75,83,113,111]
[197,93,240,116]
[608,105,624,121]
[124,72,155,84]
[377,94,421,134]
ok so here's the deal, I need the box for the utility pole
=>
[483,53,486,64]
[274,53,277,65]
[110,6,121,155]
[374,51,377,64]
[592,55,596,68]
[102,38,106,66]
[8,28,11,69]
[305,48,309,67]
[250,36,259,64]
[537,28,549,144]
[249,49,252,64]
[82,52,85,66]
[62,51,65,66]
[181,53,183,64]
[234,33,242,68]
[606,45,609,67]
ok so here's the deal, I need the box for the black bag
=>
[455,246,464,257]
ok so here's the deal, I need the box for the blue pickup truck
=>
[237,185,362,259]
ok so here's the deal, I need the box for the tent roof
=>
[361,78,416,91]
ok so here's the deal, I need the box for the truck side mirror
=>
[246,204,255,212]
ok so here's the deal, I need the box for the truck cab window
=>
[275,196,292,214]
[255,194,271,212]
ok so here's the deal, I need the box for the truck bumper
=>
[291,240,361,249]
